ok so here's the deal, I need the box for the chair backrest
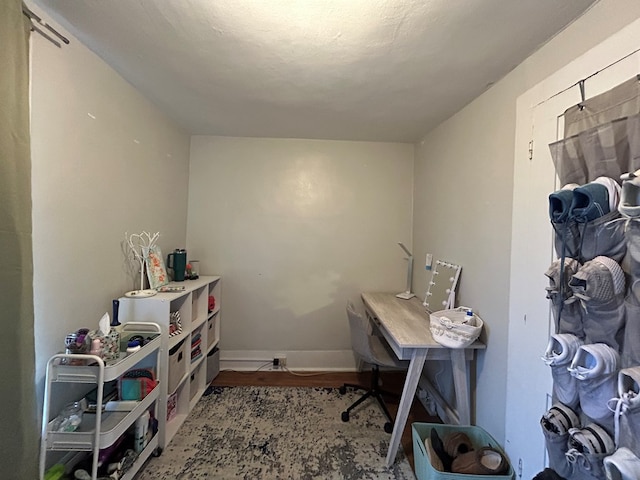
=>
[346,301,377,365]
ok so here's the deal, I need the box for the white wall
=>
[30,17,191,408]
[187,136,413,369]
[413,0,640,451]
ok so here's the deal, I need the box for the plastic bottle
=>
[134,410,150,453]
[465,309,475,324]
[462,309,476,325]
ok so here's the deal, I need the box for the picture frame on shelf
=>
[146,245,169,289]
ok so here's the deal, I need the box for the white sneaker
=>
[569,343,620,380]
[604,447,640,480]
[565,423,615,479]
[609,367,640,454]
[569,343,620,425]
[567,423,615,455]
[619,169,640,218]
[542,334,583,408]
[593,176,622,214]
[540,402,580,435]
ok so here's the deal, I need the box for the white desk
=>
[361,292,485,467]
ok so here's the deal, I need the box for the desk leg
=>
[451,348,470,425]
[385,348,428,467]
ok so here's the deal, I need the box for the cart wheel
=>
[152,447,163,457]
[339,386,347,395]
[384,422,393,434]
[341,411,349,422]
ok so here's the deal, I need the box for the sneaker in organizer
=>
[542,334,584,408]
[603,447,640,480]
[568,343,620,427]
[540,403,580,479]
[567,423,615,455]
[549,184,581,259]
[545,258,584,338]
[619,169,640,218]
[569,256,626,304]
[609,366,640,455]
[565,423,615,479]
[549,183,580,223]
[568,256,625,349]
[570,177,621,223]
[540,402,581,436]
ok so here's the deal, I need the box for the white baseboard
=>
[220,349,357,372]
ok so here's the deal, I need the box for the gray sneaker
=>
[619,169,640,218]
[542,334,584,409]
[603,448,640,480]
[568,343,620,429]
[610,367,640,456]
[568,256,625,350]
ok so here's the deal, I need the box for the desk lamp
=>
[395,242,415,299]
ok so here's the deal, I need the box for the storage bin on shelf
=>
[189,372,198,401]
[207,314,218,349]
[412,423,514,480]
[206,347,220,384]
[168,339,186,393]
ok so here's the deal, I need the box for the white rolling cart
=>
[39,322,162,480]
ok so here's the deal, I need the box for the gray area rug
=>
[135,386,416,479]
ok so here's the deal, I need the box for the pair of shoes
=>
[543,337,620,425]
[549,177,620,224]
[604,447,640,480]
[451,446,509,475]
[540,402,616,477]
[550,177,623,263]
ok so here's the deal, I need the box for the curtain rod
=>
[22,3,69,48]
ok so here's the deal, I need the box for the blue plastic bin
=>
[412,423,515,480]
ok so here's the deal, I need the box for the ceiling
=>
[33,0,598,143]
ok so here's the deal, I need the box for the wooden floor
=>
[211,369,440,471]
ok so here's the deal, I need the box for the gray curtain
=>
[0,1,38,479]
[549,76,640,186]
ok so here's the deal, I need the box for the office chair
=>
[339,301,409,433]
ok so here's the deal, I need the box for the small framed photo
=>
[146,246,169,289]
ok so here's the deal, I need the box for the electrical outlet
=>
[273,354,287,369]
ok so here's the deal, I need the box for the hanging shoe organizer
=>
[541,75,640,480]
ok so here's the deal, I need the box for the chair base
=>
[339,365,399,433]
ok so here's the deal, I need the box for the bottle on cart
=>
[134,410,150,453]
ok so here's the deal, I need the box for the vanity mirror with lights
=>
[423,260,462,312]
